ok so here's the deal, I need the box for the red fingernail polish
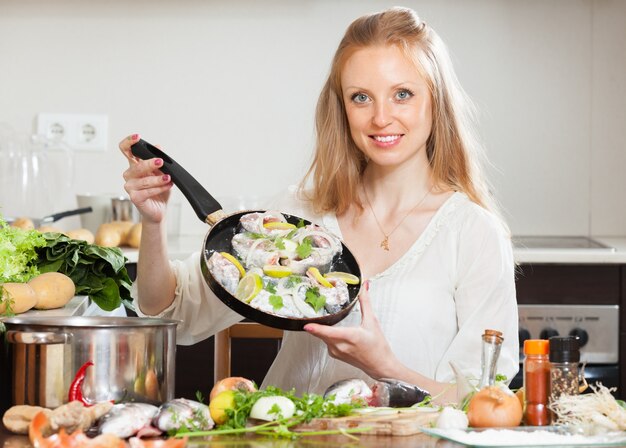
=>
[162,175,170,182]
[131,134,139,140]
[365,280,370,291]
[154,158,163,166]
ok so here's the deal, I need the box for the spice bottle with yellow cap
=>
[523,339,551,426]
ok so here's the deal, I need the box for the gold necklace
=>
[363,184,433,251]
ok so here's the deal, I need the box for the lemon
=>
[220,252,245,278]
[235,273,263,303]
[209,389,236,425]
[324,271,360,285]
[306,267,334,288]
[263,221,297,230]
[263,265,292,278]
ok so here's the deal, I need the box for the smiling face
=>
[341,44,433,170]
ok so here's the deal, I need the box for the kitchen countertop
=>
[122,236,626,265]
[0,422,455,447]
[0,295,90,321]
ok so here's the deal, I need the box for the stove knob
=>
[518,328,531,347]
[569,328,589,348]
[540,328,559,340]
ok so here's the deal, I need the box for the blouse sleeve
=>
[434,206,519,383]
[133,251,244,345]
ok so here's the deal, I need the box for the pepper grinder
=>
[549,336,580,402]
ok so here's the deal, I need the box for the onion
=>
[250,396,296,421]
[467,386,523,428]
[209,376,256,401]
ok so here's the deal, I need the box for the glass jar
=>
[523,339,550,426]
[477,329,504,389]
[549,336,580,401]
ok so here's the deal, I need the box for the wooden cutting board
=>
[294,408,440,436]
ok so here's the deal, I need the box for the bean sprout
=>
[549,383,626,433]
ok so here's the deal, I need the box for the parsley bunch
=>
[177,386,369,440]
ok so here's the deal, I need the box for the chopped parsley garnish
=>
[296,237,312,259]
[305,287,326,312]
[274,237,285,250]
[245,232,266,239]
[269,295,283,311]
[265,281,277,294]
[284,275,303,289]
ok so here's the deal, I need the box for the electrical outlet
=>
[36,113,109,151]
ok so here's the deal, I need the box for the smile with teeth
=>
[372,134,402,143]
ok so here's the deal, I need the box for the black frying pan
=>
[131,139,362,331]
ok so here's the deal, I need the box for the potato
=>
[37,225,65,234]
[0,283,38,314]
[29,272,76,310]
[95,223,123,247]
[66,228,95,244]
[95,221,134,247]
[10,217,34,230]
[125,222,142,248]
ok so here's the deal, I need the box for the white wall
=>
[0,0,624,237]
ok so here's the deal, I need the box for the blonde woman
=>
[119,7,518,404]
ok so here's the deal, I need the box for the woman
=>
[119,7,518,404]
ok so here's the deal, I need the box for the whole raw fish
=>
[97,403,159,439]
[153,398,214,433]
[370,378,431,407]
[323,379,373,405]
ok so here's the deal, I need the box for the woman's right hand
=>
[119,134,174,224]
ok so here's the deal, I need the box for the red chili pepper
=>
[68,360,94,406]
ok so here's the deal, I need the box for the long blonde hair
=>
[301,7,500,217]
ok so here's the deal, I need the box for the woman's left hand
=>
[303,281,398,379]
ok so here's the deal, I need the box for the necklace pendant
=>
[380,236,390,251]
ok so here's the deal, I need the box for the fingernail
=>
[131,134,139,140]
[154,158,163,166]
[162,174,170,182]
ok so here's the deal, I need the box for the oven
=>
[510,304,620,392]
[510,237,621,395]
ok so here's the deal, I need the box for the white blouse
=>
[134,189,519,395]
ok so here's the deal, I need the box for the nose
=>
[372,101,392,128]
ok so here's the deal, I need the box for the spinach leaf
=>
[36,233,133,311]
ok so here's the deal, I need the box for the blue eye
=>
[351,93,370,104]
[396,89,414,101]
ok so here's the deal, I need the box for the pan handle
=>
[43,207,93,224]
[131,139,224,225]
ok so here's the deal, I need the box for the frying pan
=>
[5,207,93,228]
[131,139,362,331]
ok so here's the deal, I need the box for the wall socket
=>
[36,113,109,151]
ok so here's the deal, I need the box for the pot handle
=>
[5,330,70,345]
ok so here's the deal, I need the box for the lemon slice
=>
[220,252,245,278]
[263,221,297,230]
[324,271,360,285]
[235,273,263,303]
[306,267,334,288]
[263,265,292,278]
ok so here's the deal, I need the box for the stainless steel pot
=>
[0,316,178,413]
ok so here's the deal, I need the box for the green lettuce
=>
[0,216,46,283]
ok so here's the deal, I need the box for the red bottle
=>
[523,339,551,426]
